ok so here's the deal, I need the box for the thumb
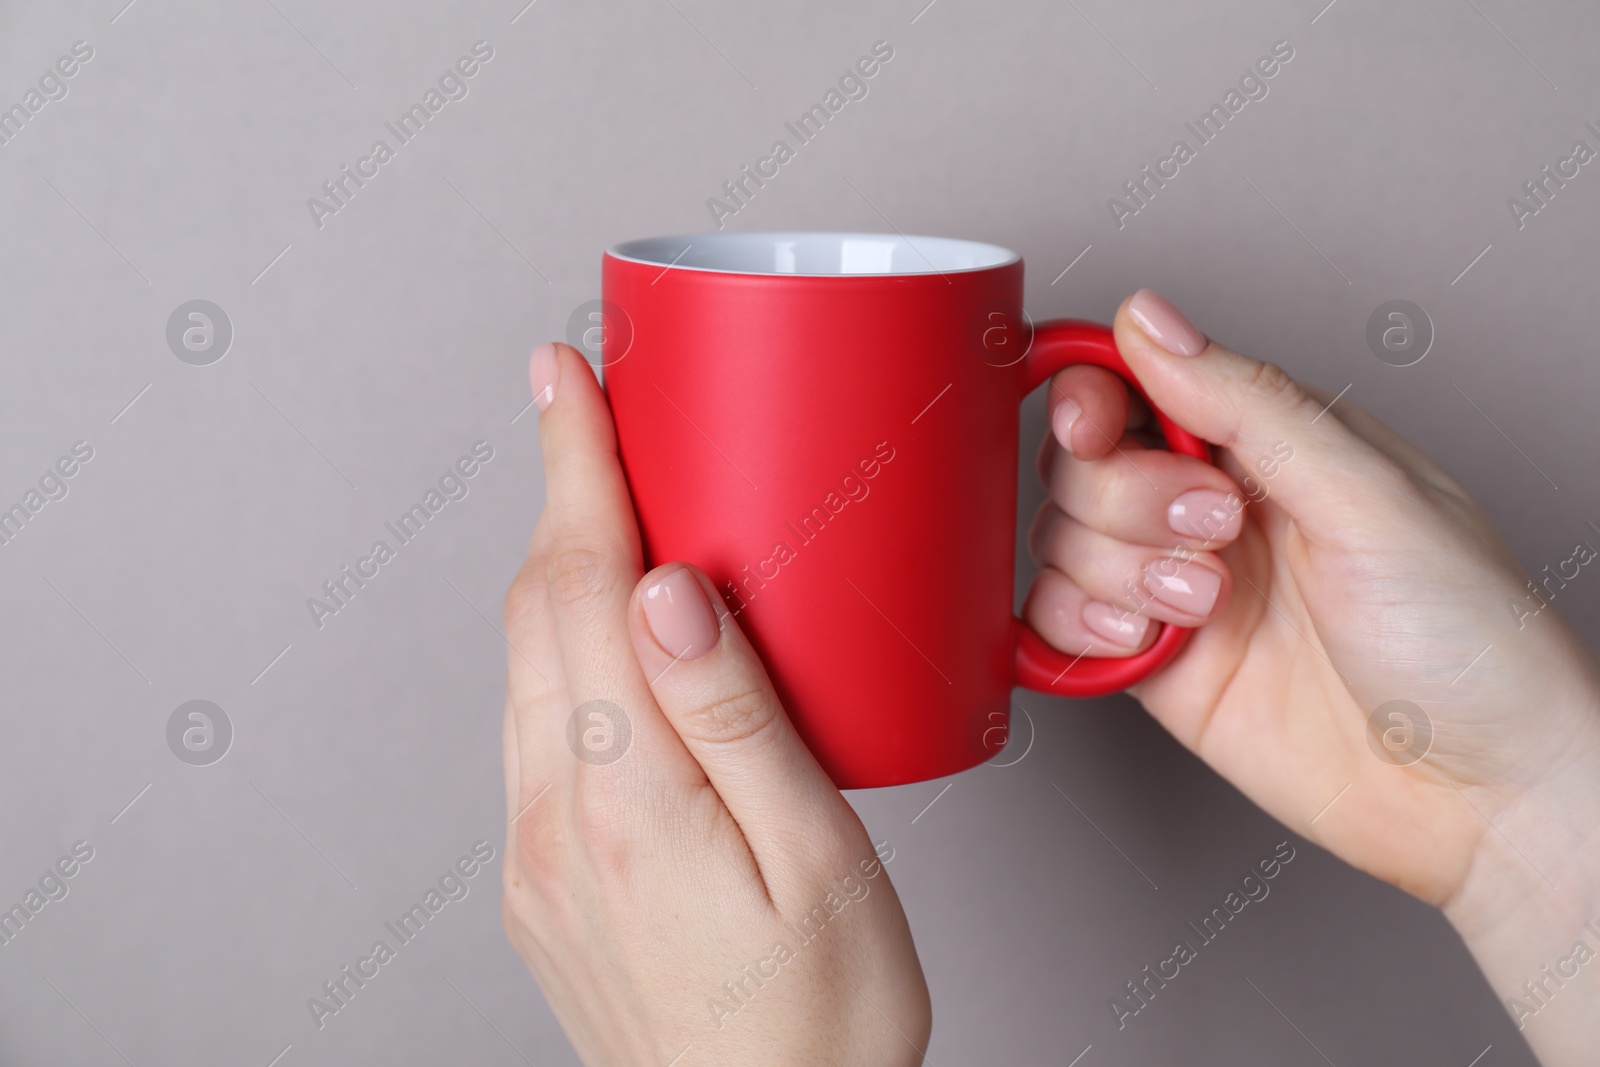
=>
[627,563,860,897]
[1113,289,1398,537]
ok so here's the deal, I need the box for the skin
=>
[503,294,1600,1065]
[501,339,930,1065]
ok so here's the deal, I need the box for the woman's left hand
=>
[500,343,932,1066]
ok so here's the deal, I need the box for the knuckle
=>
[502,560,545,633]
[570,772,640,884]
[511,789,567,897]
[545,543,617,610]
[1084,459,1141,525]
[676,685,779,747]
[1245,359,1307,411]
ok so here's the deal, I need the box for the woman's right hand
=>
[1026,290,1600,1064]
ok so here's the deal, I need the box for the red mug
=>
[600,233,1212,788]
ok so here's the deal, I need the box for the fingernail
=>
[642,568,720,660]
[530,343,559,411]
[1143,558,1221,617]
[1082,601,1149,649]
[1169,489,1243,542]
[1128,289,1207,357]
[1052,398,1082,455]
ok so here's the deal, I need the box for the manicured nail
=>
[1128,289,1207,357]
[530,343,559,411]
[1144,559,1221,617]
[1168,489,1242,542]
[1052,398,1082,455]
[1083,601,1149,649]
[642,568,720,660]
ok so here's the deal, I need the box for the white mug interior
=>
[607,231,1019,277]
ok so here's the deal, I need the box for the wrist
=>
[1443,672,1600,1061]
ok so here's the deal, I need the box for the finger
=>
[504,510,558,696]
[1020,565,1159,658]
[628,562,862,900]
[1029,506,1231,627]
[523,343,701,793]
[1114,290,1411,545]
[1045,365,1130,461]
[1041,440,1248,550]
[503,454,568,820]
[533,341,643,617]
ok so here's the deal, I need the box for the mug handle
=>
[1012,319,1214,696]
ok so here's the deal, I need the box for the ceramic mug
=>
[600,232,1212,788]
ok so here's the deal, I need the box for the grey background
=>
[1,0,1595,1063]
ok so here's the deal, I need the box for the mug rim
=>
[606,231,1021,278]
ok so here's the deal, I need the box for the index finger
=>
[517,344,701,794]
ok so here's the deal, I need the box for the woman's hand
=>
[1027,290,1600,1063]
[500,343,931,1067]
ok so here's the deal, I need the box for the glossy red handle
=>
[1013,319,1213,696]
